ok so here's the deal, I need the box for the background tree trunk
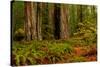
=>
[60,4,69,39]
[48,3,55,39]
[24,2,39,41]
[31,2,37,40]
[78,5,83,22]
[54,4,60,39]
[36,3,42,40]
[24,2,31,41]
[69,5,78,36]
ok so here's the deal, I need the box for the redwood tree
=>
[24,2,42,41]
[24,2,32,41]
[60,4,69,39]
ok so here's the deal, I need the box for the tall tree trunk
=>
[54,4,60,39]
[24,2,31,41]
[78,5,83,22]
[31,2,37,40]
[60,4,69,39]
[24,2,38,41]
[48,3,55,39]
[37,2,42,40]
[69,5,78,36]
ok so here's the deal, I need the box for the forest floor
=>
[11,40,97,66]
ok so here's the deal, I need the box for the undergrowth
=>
[12,40,97,66]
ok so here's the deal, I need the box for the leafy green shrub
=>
[14,28,25,41]
[73,20,96,45]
